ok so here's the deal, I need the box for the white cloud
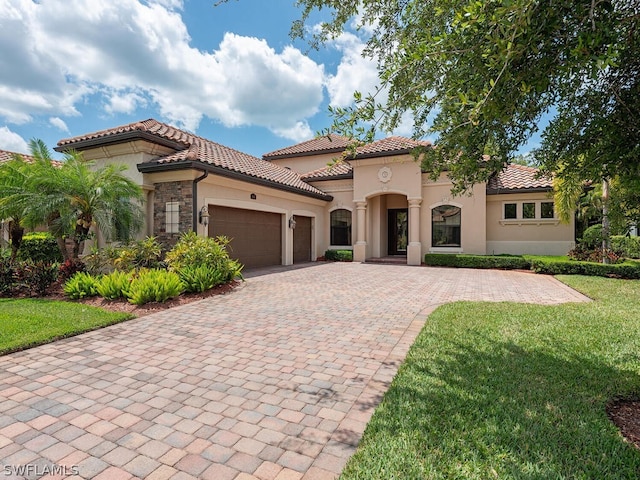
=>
[0,0,325,140]
[325,32,380,108]
[0,126,28,153]
[49,117,69,133]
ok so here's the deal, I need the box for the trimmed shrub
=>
[16,232,63,263]
[97,270,131,300]
[126,269,183,305]
[611,236,640,259]
[14,261,59,296]
[165,232,243,282]
[325,249,353,262]
[178,265,225,293]
[424,254,531,270]
[580,224,604,249]
[529,257,640,279]
[64,272,100,299]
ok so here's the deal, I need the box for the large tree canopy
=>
[291,0,639,193]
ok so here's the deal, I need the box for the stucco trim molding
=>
[498,219,560,226]
[203,197,288,215]
[428,200,464,210]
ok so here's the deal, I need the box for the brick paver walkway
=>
[0,263,589,480]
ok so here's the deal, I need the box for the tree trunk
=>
[9,221,24,262]
[602,178,610,264]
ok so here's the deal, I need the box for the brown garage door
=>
[208,206,282,268]
[293,215,312,263]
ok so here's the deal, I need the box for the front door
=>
[388,209,408,256]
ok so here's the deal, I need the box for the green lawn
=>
[0,299,134,355]
[341,276,640,479]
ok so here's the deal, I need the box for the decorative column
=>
[407,198,422,266]
[353,201,367,263]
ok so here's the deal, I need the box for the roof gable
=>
[263,134,351,160]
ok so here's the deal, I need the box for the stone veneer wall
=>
[153,180,193,247]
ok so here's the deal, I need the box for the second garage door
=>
[208,206,282,268]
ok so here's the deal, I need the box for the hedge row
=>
[325,249,353,262]
[424,253,640,279]
[529,258,640,279]
[423,253,530,270]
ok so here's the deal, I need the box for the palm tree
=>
[1,139,144,260]
[0,156,37,260]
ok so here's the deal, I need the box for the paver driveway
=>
[0,263,589,480]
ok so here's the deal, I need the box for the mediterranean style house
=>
[48,118,573,267]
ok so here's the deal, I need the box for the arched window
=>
[432,205,461,247]
[330,209,352,246]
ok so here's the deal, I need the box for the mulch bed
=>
[607,399,640,451]
[21,279,240,318]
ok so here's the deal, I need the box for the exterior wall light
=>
[288,215,296,229]
[199,205,210,226]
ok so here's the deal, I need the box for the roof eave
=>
[303,173,354,182]
[486,186,553,195]
[54,131,188,153]
[137,160,333,201]
[263,147,347,161]
[353,148,415,160]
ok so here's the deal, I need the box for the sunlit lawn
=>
[0,299,134,355]
[341,276,640,479]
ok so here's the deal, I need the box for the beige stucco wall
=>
[486,192,575,255]
[420,175,487,255]
[307,178,355,251]
[268,151,345,175]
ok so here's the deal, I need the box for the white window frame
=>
[165,202,180,234]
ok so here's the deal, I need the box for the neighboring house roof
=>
[0,149,62,167]
[301,162,353,181]
[57,119,332,201]
[263,134,351,160]
[0,149,34,163]
[487,164,553,194]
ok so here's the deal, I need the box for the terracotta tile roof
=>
[263,134,351,159]
[146,139,330,198]
[301,161,353,181]
[57,118,196,149]
[55,119,330,200]
[0,149,63,167]
[487,164,553,193]
[354,136,432,158]
[0,149,31,163]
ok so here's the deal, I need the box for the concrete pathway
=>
[0,264,589,480]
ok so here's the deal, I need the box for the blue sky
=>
[0,0,543,159]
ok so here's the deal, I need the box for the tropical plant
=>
[113,237,163,271]
[96,270,131,300]
[165,232,243,281]
[16,232,63,264]
[63,272,100,299]
[14,261,58,296]
[3,139,144,261]
[126,269,183,305]
[177,264,225,293]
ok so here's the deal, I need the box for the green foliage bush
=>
[324,249,353,262]
[424,254,530,270]
[126,269,183,305]
[178,265,225,293]
[0,258,13,296]
[16,233,63,263]
[83,245,123,275]
[14,261,59,296]
[113,237,164,271]
[165,232,243,282]
[580,224,603,249]
[97,270,131,300]
[611,235,640,259]
[529,257,640,279]
[64,272,100,299]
